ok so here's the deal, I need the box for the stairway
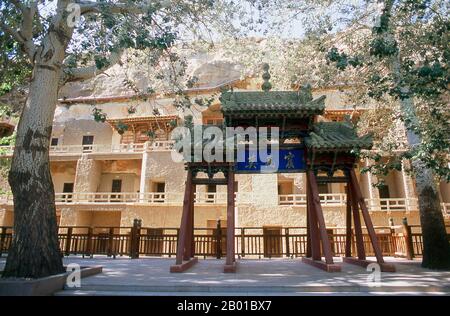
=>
[55,282,450,296]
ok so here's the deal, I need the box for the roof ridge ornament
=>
[298,84,313,103]
[261,63,272,92]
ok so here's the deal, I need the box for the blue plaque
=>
[235,148,305,173]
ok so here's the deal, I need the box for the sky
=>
[36,0,309,39]
[33,0,379,52]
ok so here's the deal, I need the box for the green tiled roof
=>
[220,87,325,117]
[305,120,373,151]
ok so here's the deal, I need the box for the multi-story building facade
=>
[1,69,449,234]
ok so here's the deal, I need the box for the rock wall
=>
[74,157,102,193]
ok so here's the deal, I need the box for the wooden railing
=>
[0,141,175,157]
[278,194,420,212]
[1,222,447,259]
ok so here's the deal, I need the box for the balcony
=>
[279,194,421,212]
[0,192,429,213]
[366,198,419,212]
[279,193,346,206]
[0,141,175,158]
[0,191,251,206]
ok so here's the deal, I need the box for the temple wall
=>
[98,173,139,193]
[439,181,450,203]
[119,205,228,228]
[144,151,186,194]
[53,119,113,147]
[51,161,77,193]
[252,174,279,206]
[236,205,420,228]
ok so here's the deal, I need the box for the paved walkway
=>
[1,257,450,295]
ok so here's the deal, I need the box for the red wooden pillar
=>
[171,169,198,272]
[306,189,312,258]
[184,190,193,260]
[349,179,366,260]
[343,170,395,272]
[176,170,193,265]
[349,169,384,264]
[190,184,196,258]
[224,167,236,272]
[307,182,321,261]
[302,171,340,271]
[345,185,353,257]
[307,171,334,264]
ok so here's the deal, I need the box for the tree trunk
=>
[379,0,450,270]
[400,97,450,269]
[412,159,450,269]
[2,61,64,278]
[392,60,450,269]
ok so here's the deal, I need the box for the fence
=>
[0,221,448,259]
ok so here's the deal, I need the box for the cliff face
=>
[58,50,242,100]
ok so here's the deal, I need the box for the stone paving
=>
[1,256,449,295]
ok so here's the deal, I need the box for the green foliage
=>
[116,121,129,135]
[326,47,362,70]
[321,0,450,181]
[408,60,449,98]
[169,119,178,128]
[0,156,12,195]
[127,105,137,115]
[0,103,13,117]
[152,108,160,116]
[186,76,199,88]
[183,115,194,130]
[146,130,156,139]
[0,133,15,159]
[92,107,107,123]
[0,133,15,146]
[369,37,398,58]
[173,95,193,110]
[0,22,31,97]
[194,96,216,107]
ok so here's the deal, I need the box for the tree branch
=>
[63,48,125,82]
[76,0,154,15]
[0,20,36,60]
[9,0,26,12]
[20,1,38,41]
[0,0,38,61]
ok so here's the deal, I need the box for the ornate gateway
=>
[170,65,395,273]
